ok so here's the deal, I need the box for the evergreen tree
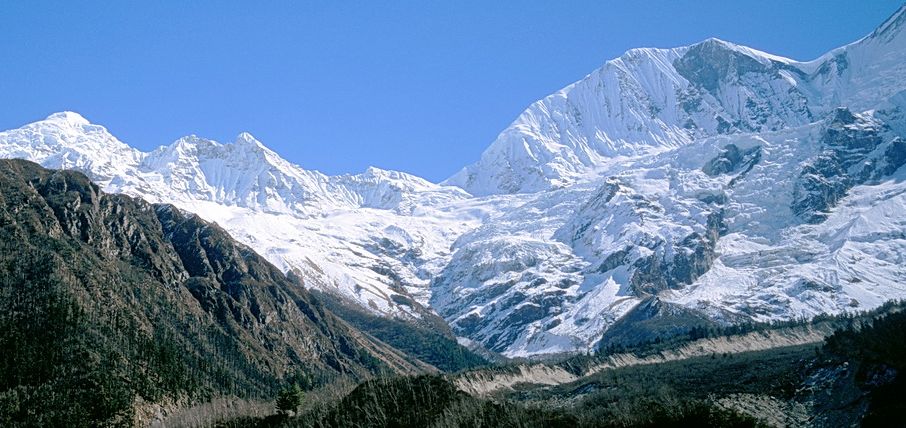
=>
[276,384,303,415]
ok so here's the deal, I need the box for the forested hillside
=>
[0,159,423,426]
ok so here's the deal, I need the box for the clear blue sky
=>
[2,1,902,182]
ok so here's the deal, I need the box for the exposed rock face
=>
[630,210,726,296]
[674,40,772,94]
[575,182,729,300]
[792,108,906,223]
[702,144,761,178]
[674,39,814,134]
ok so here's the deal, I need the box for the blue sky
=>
[2,1,902,181]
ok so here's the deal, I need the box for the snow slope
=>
[2,5,905,357]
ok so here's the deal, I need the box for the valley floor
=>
[172,303,906,428]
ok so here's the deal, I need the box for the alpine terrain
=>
[2,5,906,362]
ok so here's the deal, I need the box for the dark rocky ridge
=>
[595,297,718,349]
[0,159,428,425]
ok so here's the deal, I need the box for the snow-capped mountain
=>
[2,5,905,358]
[0,111,480,321]
[445,6,906,196]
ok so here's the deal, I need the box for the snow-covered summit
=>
[0,112,142,182]
[0,113,469,216]
[45,111,92,125]
[430,7,906,356]
[446,7,906,196]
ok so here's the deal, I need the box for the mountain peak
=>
[166,134,218,151]
[355,166,428,187]
[44,111,90,126]
[363,165,389,176]
[698,37,733,47]
[448,6,906,197]
[692,37,746,54]
[233,131,268,150]
[157,133,275,158]
[687,37,794,65]
[357,166,439,188]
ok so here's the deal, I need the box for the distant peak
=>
[233,132,272,152]
[171,134,217,147]
[234,132,260,145]
[690,37,737,52]
[155,135,219,157]
[699,37,733,47]
[356,166,440,189]
[356,166,394,181]
[364,166,388,175]
[684,36,795,65]
[44,111,90,126]
[362,166,420,180]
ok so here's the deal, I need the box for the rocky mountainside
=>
[2,5,905,359]
[0,159,428,425]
